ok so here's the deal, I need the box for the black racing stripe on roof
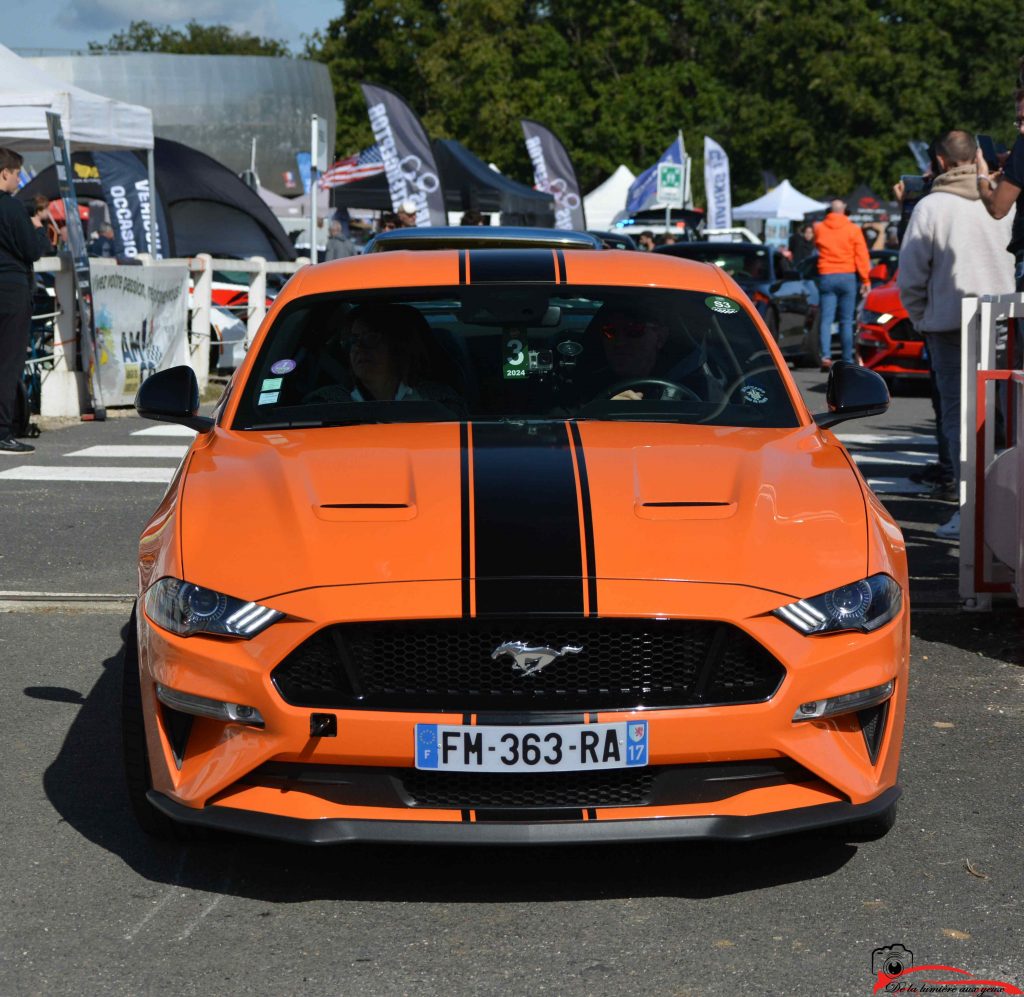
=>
[458,249,467,285]
[467,249,558,284]
[555,249,566,283]
[471,421,584,616]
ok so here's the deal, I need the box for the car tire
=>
[833,800,897,842]
[121,605,202,841]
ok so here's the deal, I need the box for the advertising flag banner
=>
[626,136,685,214]
[90,264,189,407]
[47,111,104,418]
[521,120,585,230]
[703,137,732,229]
[93,151,168,259]
[360,83,446,226]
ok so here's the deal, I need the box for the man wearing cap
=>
[397,199,419,228]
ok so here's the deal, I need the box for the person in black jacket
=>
[0,147,41,454]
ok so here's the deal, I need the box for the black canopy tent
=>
[331,138,555,226]
[18,137,296,261]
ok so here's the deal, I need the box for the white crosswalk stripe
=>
[837,431,938,495]
[131,425,198,438]
[64,445,189,459]
[0,465,175,483]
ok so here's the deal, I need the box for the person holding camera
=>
[897,130,1016,539]
[975,80,1024,290]
[813,198,870,370]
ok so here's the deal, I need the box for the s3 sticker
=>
[740,385,768,404]
[270,359,297,375]
[705,296,740,315]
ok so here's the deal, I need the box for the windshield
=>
[231,285,798,430]
[664,246,774,281]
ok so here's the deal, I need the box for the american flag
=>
[319,145,385,188]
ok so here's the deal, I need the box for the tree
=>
[305,0,1024,205]
[89,20,290,57]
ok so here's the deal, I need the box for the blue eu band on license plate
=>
[415,720,648,773]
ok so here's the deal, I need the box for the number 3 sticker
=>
[503,335,527,380]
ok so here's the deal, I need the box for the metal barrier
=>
[35,254,309,417]
[959,292,1024,609]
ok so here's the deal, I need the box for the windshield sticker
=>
[270,358,297,375]
[706,296,740,315]
[503,333,528,380]
[261,377,283,391]
[257,391,279,405]
[740,385,768,404]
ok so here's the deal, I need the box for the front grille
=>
[271,618,786,711]
[243,759,814,811]
[404,768,657,809]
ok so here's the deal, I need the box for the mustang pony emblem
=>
[491,641,584,677]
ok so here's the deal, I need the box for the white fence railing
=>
[34,254,308,417]
[959,291,1024,610]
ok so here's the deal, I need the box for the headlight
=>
[860,310,893,325]
[773,574,901,635]
[144,577,282,638]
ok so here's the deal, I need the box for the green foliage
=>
[88,20,290,57]
[302,0,1024,204]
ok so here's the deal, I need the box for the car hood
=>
[179,421,867,606]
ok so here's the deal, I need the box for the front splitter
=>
[147,786,901,846]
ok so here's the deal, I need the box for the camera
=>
[872,944,914,978]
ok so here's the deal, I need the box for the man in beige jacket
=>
[897,130,1016,538]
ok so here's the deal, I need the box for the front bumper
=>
[149,785,901,846]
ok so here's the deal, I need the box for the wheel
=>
[833,800,897,842]
[121,605,202,841]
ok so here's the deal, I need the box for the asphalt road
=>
[1,375,1021,995]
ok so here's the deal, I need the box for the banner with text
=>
[94,151,168,259]
[360,82,446,226]
[703,137,732,229]
[521,120,585,230]
[90,264,189,406]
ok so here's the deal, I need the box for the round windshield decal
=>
[740,385,769,404]
[270,358,297,375]
[705,296,740,315]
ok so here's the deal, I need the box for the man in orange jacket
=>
[813,198,871,370]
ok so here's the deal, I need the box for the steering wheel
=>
[596,378,702,402]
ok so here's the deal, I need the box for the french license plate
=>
[414,721,648,773]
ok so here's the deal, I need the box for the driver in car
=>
[580,304,711,402]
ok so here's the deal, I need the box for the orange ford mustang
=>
[124,247,908,845]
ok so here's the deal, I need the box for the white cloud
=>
[59,0,260,32]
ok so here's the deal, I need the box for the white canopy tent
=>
[0,43,153,151]
[731,179,828,221]
[584,164,636,230]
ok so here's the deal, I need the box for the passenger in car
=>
[309,303,466,413]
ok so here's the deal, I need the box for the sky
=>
[2,0,337,56]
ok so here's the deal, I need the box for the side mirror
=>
[135,365,215,432]
[813,362,889,429]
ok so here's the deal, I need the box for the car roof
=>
[363,226,604,253]
[654,241,766,255]
[279,248,738,307]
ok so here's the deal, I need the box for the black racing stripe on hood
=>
[568,422,598,617]
[471,422,584,616]
[467,250,557,284]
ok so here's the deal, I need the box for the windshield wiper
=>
[246,418,379,430]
